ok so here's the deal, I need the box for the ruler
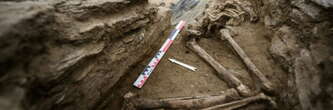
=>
[133,20,186,88]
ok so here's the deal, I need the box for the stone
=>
[270,26,298,64]
[292,1,321,20]
[311,0,333,8]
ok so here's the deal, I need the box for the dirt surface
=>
[0,0,332,110]
[106,21,287,109]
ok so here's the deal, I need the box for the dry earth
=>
[0,0,332,110]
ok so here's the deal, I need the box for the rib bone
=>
[186,38,252,96]
[220,29,274,92]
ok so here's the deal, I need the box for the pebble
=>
[204,74,209,77]
[190,85,195,88]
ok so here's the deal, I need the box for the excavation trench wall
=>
[253,0,333,109]
[0,0,332,110]
[0,0,172,110]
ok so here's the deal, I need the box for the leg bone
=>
[124,89,240,109]
[220,29,274,93]
[186,38,252,97]
[202,93,277,110]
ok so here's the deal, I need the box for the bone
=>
[202,93,276,110]
[124,89,241,109]
[220,29,274,93]
[186,38,252,97]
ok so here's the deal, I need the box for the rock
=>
[190,84,195,88]
[290,9,308,23]
[292,1,321,20]
[294,49,321,110]
[122,35,135,44]
[204,74,209,77]
[264,15,276,27]
[311,0,333,8]
[270,26,298,66]
[0,1,54,64]
[265,0,333,109]
[124,92,136,99]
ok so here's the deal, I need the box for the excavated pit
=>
[0,0,332,110]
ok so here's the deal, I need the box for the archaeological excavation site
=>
[0,0,332,110]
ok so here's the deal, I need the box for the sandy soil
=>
[0,0,331,110]
[103,0,288,109]
[105,21,287,109]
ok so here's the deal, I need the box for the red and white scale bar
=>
[133,20,186,88]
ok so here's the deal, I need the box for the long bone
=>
[202,93,277,110]
[186,38,252,97]
[124,89,241,109]
[220,29,274,92]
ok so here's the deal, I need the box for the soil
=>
[106,22,287,109]
[0,0,332,110]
